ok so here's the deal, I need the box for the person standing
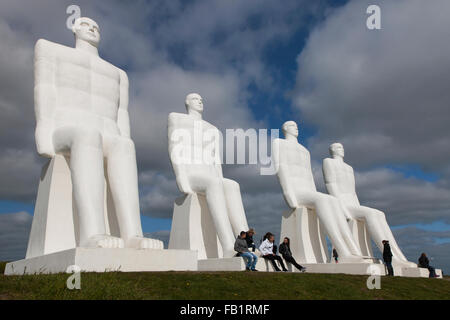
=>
[382,240,394,276]
[418,253,438,278]
[279,237,306,272]
[259,234,288,272]
[234,231,258,271]
[332,248,339,263]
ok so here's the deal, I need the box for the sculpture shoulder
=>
[323,157,335,166]
[168,112,187,125]
[35,39,73,58]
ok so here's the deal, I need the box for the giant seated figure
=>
[323,143,416,268]
[273,121,368,263]
[168,93,249,259]
[27,17,162,258]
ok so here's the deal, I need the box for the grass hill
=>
[1,261,449,300]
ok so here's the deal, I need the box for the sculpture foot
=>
[83,235,124,249]
[126,236,164,250]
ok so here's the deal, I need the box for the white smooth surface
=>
[169,193,223,259]
[273,121,367,263]
[280,207,329,263]
[31,17,162,253]
[323,143,416,268]
[168,93,249,258]
[5,248,198,275]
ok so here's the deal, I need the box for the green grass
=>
[1,267,449,300]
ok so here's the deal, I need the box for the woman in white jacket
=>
[259,234,288,272]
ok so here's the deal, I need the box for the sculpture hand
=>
[35,125,55,158]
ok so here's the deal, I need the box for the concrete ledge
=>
[4,248,198,275]
[198,257,280,272]
[302,263,386,276]
[400,267,443,278]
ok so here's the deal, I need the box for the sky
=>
[0,0,449,271]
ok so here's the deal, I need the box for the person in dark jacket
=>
[418,253,438,278]
[234,231,258,271]
[279,237,306,272]
[245,228,256,252]
[382,240,394,276]
[332,248,339,263]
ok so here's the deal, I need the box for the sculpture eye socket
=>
[93,26,99,33]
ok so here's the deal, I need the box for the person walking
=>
[279,237,306,272]
[418,253,438,278]
[234,231,258,271]
[382,240,394,276]
[259,234,288,272]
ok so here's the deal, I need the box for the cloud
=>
[0,212,32,261]
[293,0,450,225]
[392,226,450,273]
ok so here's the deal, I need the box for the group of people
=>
[235,231,439,277]
[234,229,307,272]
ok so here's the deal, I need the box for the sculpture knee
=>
[205,178,225,193]
[372,209,386,219]
[223,178,240,192]
[111,136,136,155]
[72,129,103,149]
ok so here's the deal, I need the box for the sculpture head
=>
[329,143,344,159]
[281,121,298,139]
[185,93,204,114]
[72,17,101,47]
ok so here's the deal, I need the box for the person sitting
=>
[279,237,306,272]
[245,228,256,252]
[234,231,258,271]
[259,234,288,272]
[418,253,438,278]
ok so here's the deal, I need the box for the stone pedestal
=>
[26,155,121,259]
[280,207,329,264]
[348,218,373,257]
[4,248,198,275]
[169,194,223,260]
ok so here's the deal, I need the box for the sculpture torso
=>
[325,158,360,206]
[168,112,222,178]
[38,40,122,135]
[276,138,316,192]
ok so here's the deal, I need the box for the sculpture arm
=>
[34,39,56,158]
[323,158,340,197]
[272,140,299,208]
[168,115,193,194]
[117,69,131,139]
[214,129,224,179]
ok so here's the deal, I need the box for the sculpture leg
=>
[53,127,123,248]
[104,136,163,249]
[190,176,236,257]
[223,178,249,235]
[349,206,413,266]
[331,199,362,256]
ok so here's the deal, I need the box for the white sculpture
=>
[31,17,162,251]
[323,143,416,267]
[168,93,249,258]
[273,121,367,263]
